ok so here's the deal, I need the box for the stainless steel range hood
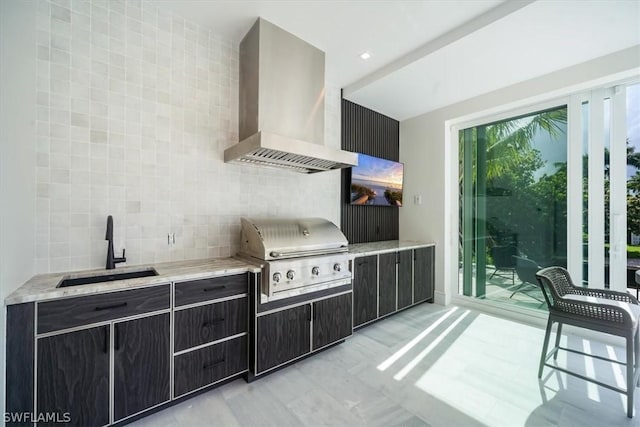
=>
[224,18,357,173]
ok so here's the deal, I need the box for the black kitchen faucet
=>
[105,215,126,269]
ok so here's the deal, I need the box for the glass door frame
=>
[446,77,638,309]
[450,97,569,308]
[457,101,569,299]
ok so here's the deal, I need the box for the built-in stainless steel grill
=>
[239,217,351,302]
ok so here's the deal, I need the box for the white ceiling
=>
[151,0,640,121]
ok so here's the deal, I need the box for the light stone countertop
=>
[348,240,435,257]
[5,257,263,305]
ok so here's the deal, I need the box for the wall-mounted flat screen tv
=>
[350,153,404,206]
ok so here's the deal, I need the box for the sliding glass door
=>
[573,84,638,291]
[459,81,639,308]
[459,107,567,308]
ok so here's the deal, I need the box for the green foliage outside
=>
[626,148,640,236]
[461,107,639,267]
[460,107,569,265]
[628,245,640,259]
[605,244,640,259]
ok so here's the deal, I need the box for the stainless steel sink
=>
[57,268,159,288]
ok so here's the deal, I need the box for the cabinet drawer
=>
[174,336,247,397]
[38,285,171,334]
[175,274,248,307]
[174,298,248,352]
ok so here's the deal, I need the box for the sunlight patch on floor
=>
[393,310,470,381]
[410,313,555,425]
[376,306,459,372]
[605,344,626,389]
[581,339,601,402]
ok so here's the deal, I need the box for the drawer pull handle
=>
[203,285,226,292]
[95,302,127,311]
[203,358,225,370]
[201,318,225,328]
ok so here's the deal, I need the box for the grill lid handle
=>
[268,247,348,259]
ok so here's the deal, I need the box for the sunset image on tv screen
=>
[350,154,403,206]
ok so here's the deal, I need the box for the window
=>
[457,81,639,310]
[459,106,567,308]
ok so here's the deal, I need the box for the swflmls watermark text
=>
[4,412,71,423]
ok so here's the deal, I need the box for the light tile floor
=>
[130,303,640,426]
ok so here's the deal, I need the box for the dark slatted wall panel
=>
[341,99,400,244]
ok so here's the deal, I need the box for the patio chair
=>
[510,256,543,303]
[489,245,518,285]
[535,266,640,418]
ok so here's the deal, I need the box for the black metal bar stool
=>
[536,266,640,418]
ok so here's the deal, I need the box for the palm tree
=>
[604,138,639,178]
[459,107,567,187]
[459,107,568,285]
[484,108,567,180]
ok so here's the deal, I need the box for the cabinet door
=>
[378,253,396,317]
[114,313,170,421]
[397,250,413,309]
[37,326,110,427]
[414,247,435,303]
[352,255,378,327]
[313,293,352,350]
[256,305,310,373]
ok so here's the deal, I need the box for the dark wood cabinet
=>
[397,250,413,309]
[174,336,247,397]
[174,298,247,352]
[256,304,311,373]
[313,293,352,350]
[414,246,435,303]
[352,245,434,330]
[8,273,250,427]
[378,253,397,317]
[114,313,170,421]
[37,313,172,425]
[173,275,248,395]
[37,326,110,427]
[352,255,377,327]
[6,303,34,425]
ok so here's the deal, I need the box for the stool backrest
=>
[535,266,576,309]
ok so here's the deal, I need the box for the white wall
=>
[31,0,341,274]
[399,45,640,305]
[0,0,38,421]
[1,0,342,419]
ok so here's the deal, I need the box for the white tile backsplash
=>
[35,0,341,273]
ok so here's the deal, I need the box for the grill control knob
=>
[273,272,282,283]
[311,267,320,276]
[286,270,295,280]
[333,263,342,272]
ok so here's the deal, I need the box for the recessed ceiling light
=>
[360,51,371,60]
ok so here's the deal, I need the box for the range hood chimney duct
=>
[224,18,357,173]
